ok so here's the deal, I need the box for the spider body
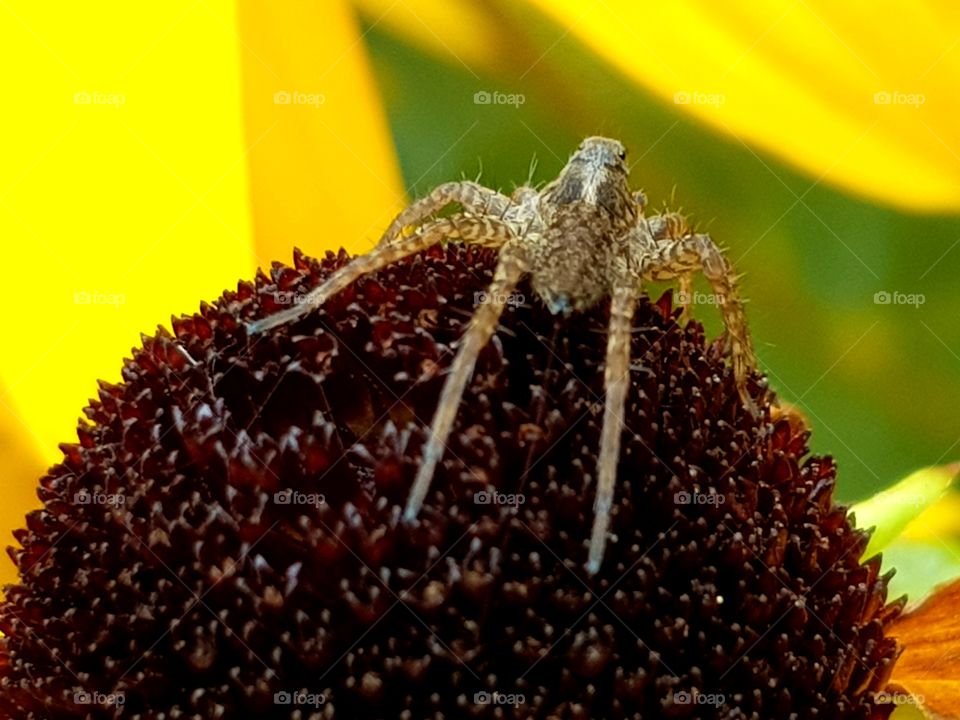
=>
[249,137,758,575]
[527,139,638,314]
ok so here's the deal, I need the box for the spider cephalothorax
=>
[249,136,758,574]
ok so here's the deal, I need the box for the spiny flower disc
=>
[0,244,902,719]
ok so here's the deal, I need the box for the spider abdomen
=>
[531,209,619,314]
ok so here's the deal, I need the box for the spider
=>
[248,137,758,575]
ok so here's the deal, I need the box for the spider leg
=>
[586,284,638,575]
[676,273,694,325]
[377,181,514,247]
[248,214,516,334]
[647,211,690,242]
[403,241,529,522]
[632,190,648,214]
[643,227,758,415]
[647,212,695,323]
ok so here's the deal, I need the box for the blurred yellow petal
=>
[0,0,255,582]
[522,0,960,210]
[237,0,406,260]
[351,0,504,73]
[901,486,960,541]
[0,387,45,581]
[361,0,960,211]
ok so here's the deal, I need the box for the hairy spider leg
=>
[586,284,638,575]
[247,214,517,334]
[377,181,514,247]
[403,243,529,521]
[676,274,695,324]
[649,211,695,324]
[643,223,757,415]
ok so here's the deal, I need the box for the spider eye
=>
[618,150,627,161]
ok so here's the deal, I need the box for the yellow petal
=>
[520,0,960,211]
[901,488,960,542]
[0,0,255,583]
[237,0,407,261]
[351,0,505,73]
[362,0,960,211]
[0,385,45,582]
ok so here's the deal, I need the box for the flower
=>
[3,3,960,717]
[0,247,905,717]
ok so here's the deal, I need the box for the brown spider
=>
[249,137,758,574]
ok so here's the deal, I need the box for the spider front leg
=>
[676,273,694,325]
[403,241,529,521]
[633,190,648,213]
[377,181,514,247]
[248,214,517,334]
[586,283,638,575]
[648,212,694,323]
[644,226,758,415]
